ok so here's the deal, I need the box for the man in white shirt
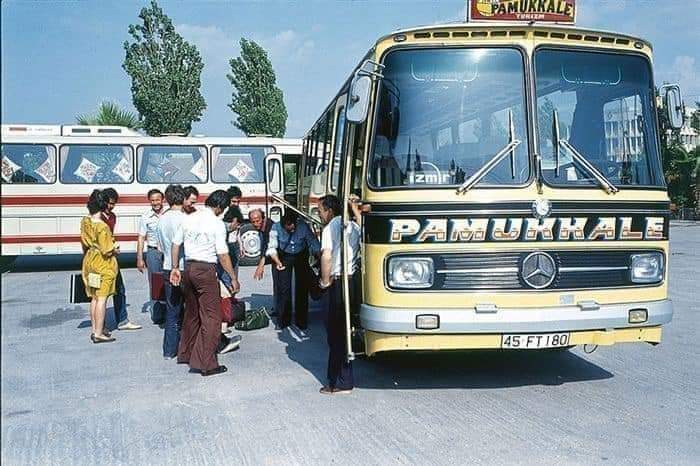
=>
[170,190,238,377]
[157,184,186,359]
[137,188,166,324]
[317,194,361,395]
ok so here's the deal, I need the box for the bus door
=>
[336,95,365,361]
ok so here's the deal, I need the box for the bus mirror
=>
[264,153,284,195]
[662,84,684,130]
[346,75,372,124]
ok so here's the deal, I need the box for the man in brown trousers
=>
[169,190,239,376]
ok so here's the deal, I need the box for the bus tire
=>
[238,223,262,267]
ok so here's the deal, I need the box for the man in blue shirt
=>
[266,210,320,330]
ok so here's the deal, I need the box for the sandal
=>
[91,334,115,344]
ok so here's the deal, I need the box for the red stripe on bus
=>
[0,234,138,244]
[0,194,273,206]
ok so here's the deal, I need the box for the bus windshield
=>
[369,48,530,189]
[535,49,663,187]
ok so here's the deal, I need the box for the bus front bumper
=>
[360,299,672,356]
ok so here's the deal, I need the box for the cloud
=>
[260,29,315,64]
[176,24,237,74]
[660,56,700,101]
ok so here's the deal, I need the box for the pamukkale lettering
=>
[389,216,666,242]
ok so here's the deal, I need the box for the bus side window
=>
[60,144,133,184]
[330,106,346,192]
[211,145,268,183]
[137,145,207,184]
[1,143,56,184]
[349,120,367,194]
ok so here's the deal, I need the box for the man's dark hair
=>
[319,195,342,217]
[87,189,109,215]
[227,185,242,199]
[184,186,199,198]
[205,190,231,210]
[223,205,244,224]
[102,187,119,202]
[164,184,185,206]
[147,188,164,199]
[281,209,298,226]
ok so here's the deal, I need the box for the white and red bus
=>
[0,124,301,265]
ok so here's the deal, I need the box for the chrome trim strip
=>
[436,267,519,274]
[559,266,629,272]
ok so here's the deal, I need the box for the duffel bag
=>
[234,307,270,331]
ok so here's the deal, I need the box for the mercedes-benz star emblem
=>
[521,251,557,289]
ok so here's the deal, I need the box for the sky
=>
[2,0,699,138]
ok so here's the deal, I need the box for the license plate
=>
[501,332,570,349]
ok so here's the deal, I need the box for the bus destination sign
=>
[468,0,576,23]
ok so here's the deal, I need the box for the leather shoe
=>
[201,365,228,377]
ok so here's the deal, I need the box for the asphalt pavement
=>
[1,224,698,465]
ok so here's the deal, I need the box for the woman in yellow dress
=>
[81,189,119,343]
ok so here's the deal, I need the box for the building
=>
[679,107,699,152]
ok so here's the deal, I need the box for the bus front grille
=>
[387,250,662,291]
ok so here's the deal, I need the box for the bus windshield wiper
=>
[456,109,520,194]
[552,110,619,194]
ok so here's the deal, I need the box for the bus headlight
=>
[630,253,664,283]
[388,257,434,289]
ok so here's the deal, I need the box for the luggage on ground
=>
[234,307,270,331]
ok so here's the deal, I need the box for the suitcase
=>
[70,273,91,304]
[150,271,166,301]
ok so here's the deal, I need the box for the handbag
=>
[70,273,91,304]
[231,298,246,323]
[150,271,166,301]
[234,307,270,331]
[87,272,102,289]
[220,297,246,324]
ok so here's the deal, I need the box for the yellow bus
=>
[265,19,684,358]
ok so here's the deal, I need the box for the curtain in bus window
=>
[211,146,268,183]
[137,146,207,183]
[1,144,56,184]
[59,145,133,184]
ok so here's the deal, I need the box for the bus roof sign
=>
[467,0,576,24]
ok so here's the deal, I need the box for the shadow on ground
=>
[278,313,613,390]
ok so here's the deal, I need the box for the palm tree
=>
[76,101,141,129]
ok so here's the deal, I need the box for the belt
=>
[147,246,159,250]
[185,259,215,265]
[279,249,304,256]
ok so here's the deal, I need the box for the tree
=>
[691,101,700,132]
[122,1,206,136]
[76,101,140,129]
[227,38,287,137]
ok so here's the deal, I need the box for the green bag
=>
[234,307,270,331]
